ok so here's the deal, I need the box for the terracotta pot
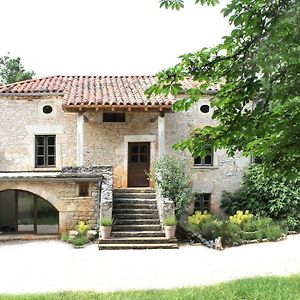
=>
[164,225,176,239]
[100,226,111,239]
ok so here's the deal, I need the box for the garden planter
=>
[164,225,176,239]
[100,226,111,239]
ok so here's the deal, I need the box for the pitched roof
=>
[0,75,178,108]
[0,75,217,112]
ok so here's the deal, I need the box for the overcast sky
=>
[0,0,231,77]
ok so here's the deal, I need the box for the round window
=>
[200,104,210,113]
[42,105,53,114]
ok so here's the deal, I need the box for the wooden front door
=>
[128,142,150,187]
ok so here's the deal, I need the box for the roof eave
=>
[0,92,64,97]
[62,104,174,113]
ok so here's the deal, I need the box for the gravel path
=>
[0,234,300,294]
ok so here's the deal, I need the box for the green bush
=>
[71,235,88,247]
[60,232,69,242]
[150,155,194,219]
[242,218,284,241]
[220,222,242,246]
[200,219,223,240]
[221,165,300,231]
[264,225,284,241]
[242,231,258,240]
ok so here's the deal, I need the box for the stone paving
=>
[0,234,300,294]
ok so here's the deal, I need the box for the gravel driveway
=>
[0,234,300,294]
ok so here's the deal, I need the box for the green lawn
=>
[1,274,300,300]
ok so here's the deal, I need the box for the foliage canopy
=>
[0,55,35,85]
[221,164,300,230]
[148,0,300,177]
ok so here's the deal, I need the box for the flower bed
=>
[186,210,287,250]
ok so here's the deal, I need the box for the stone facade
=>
[0,166,112,233]
[0,93,249,233]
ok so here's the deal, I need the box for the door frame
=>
[123,135,156,188]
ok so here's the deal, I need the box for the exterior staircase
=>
[98,188,178,250]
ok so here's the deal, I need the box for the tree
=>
[148,0,300,177]
[0,55,35,85]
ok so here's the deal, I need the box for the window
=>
[42,105,53,114]
[194,147,213,166]
[194,193,211,212]
[103,113,125,122]
[200,104,210,113]
[0,190,59,234]
[35,135,56,167]
[78,182,90,197]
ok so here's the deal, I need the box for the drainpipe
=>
[96,177,103,230]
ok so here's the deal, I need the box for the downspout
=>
[96,176,103,230]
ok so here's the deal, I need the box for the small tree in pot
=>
[163,215,177,239]
[99,217,113,239]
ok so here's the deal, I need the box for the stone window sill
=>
[193,165,219,170]
[33,167,62,172]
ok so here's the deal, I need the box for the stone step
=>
[111,231,165,238]
[98,243,178,250]
[114,219,160,225]
[113,203,157,210]
[114,193,156,199]
[113,224,162,232]
[113,213,159,220]
[98,237,177,244]
[114,189,155,194]
[113,208,158,215]
[113,198,157,205]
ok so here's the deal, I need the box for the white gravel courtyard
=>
[0,234,300,294]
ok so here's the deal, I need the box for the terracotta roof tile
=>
[0,75,214,108]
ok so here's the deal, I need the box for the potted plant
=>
[99,216,113,239]
[163,215,177,239]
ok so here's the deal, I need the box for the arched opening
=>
[0,190,59,234]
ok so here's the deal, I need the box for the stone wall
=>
[0,96,77,171]
[0,94,250,212]
[83,112,158,187]
[164,97,249,211]
[0,166,113,233]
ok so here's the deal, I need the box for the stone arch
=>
[0,182,62,212]
[0,187,60,234]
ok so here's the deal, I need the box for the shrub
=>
[220,222,242,246]
[229,210,254,227]
[243,218,284,241]
[221,165,300,231]
[99,217,113,226]
[71,235,88,247]
[200,219,223,240]
[150,155,194,219]
[188,211,213,227]
[264,225,284,241]
[76,221,89,235]
[60,232,69,242]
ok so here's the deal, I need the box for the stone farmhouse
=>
[0,75,249,247]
